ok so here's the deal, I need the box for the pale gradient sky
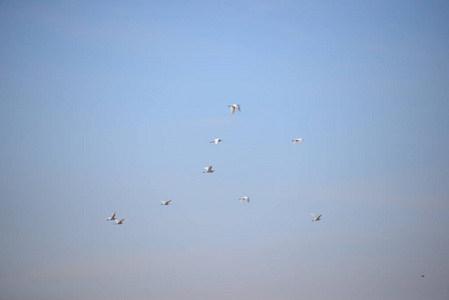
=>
[1,1,449,299]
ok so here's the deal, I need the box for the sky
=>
[0,0,448,299]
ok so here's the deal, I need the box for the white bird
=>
[228,104,241,115]
[203,166,214,173]
[310,213,322,222]
[210,138,222,144]
[114,218,125,225]
[292,138,304,145]
[107,211,116,221]
[161,199,172,205]
[240,196,250,203]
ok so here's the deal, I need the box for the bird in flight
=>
[310,213,322,222]
[161,199,172,205]
[114,218,125,225]
[292,138,304,145]
[203,166,215,173]
[240,196,250,203]
[210,138,222,144]
[107,211,116,221]
[228,104,241,115]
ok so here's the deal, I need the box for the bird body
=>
[161,199,172,205]
[114,218,125,225]
[310,213,322,222]
[292,138,304,145]
[107,211,116,221]
[210,138,222,144]
[228,104,241,115]
[240,196,250,203]
[203,166,215,173]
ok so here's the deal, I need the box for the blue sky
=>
[1,1,448,299]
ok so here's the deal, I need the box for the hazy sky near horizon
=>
[1,1,449,299]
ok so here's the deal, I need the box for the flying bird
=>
[228,104,241,115]
[203,166,214,173]
[292,138,304,145]
[240,196,250,203]
[107,211,116,221]
[161,199,172,205]
[310,213,322,222]
[114,218,125,225]
[210,138,222,144]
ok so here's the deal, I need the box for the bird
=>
[240,196,250,203]
[292,138,304,145]
[310,213,322,222]
[210,138,222,144]
[421,275,425,278]
[161,199,172,205]
[203,166,214,173]
[228,104,241,115]
[114,218,125,225]
[107,211,116,221]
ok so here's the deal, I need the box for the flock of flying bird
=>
[106,104,321,225]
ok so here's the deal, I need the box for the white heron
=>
[161,199,172,205]
[203,166,215,173]
[310,213,322,222]
[240,196,250,203]
[210,138,222,144]
[114,218,125,225]
[292,138,304,145]
[107,211,116,221]
[228,104,241,115]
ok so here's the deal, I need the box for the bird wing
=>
[167,199,172,204]
[236,105,241,112]
[230,105,235,114]
[310,213,316,218]
[293,140,298,145]
[118,218,124,224]
[110,211,116,219]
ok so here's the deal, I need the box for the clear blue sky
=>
[1,1,448,299]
